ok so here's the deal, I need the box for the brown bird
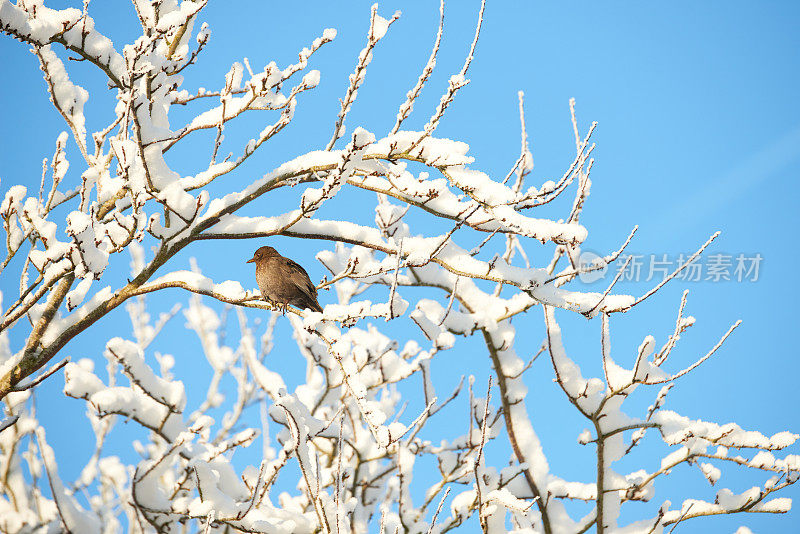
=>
[247,246,323,313]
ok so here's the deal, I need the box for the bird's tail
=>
[298,295,323,313]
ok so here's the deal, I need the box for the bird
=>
[246,246,323,313]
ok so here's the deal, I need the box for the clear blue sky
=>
[2,1,799,532]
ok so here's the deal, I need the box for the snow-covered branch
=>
[0,2,795,533]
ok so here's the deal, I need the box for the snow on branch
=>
[543,305,799,533]
[0,2,795,533]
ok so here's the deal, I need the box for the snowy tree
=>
[0,1,797,533]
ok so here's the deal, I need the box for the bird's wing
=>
[283,257,319,299]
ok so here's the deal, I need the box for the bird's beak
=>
[246,257,256,264]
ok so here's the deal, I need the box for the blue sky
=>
[2,1,799,532]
